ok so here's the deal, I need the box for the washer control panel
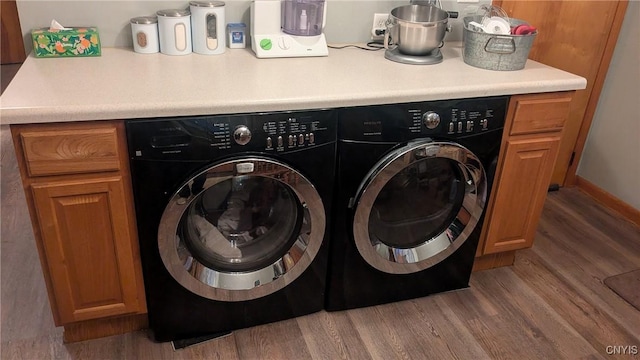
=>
[261,115,322,152]
[126,109,336,160]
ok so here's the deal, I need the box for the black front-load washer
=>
[325,96,508,311]
[126,110,336,341]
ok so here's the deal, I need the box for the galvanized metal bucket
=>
[462,15,536,71]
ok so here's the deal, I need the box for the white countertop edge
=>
[0,44,587,125]
[1,81,586,125]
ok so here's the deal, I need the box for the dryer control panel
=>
[339,96,509,142]
[126,109,337,161]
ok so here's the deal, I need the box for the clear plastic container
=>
[281,0,325,36]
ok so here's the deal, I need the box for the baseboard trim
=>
[575,176,640,228]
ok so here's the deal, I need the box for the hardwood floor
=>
[2,125,639,359]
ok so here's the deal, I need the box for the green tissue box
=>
[31,27,101,58]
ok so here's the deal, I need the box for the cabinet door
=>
[31,176,143,324]
[482,136,560,254]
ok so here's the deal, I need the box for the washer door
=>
[158,157,325,301]
[352,139,487,274]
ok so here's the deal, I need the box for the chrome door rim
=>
[158,157,325,302]
[352,140,486,274]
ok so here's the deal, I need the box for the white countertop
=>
[0,43,586,125]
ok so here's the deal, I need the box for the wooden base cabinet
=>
[482,136,560,253]
[31,176,143,323]
[475,92,574,268]
[11,121,147,340]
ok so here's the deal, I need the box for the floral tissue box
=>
[31,27,101,58]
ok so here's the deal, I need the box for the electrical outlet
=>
[371,13,389,41]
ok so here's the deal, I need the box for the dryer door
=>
[158,157,325,301]
[352,139,487,274]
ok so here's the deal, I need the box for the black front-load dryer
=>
[126,110,336,341]
[325,97,508,311]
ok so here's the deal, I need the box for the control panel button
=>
[298,134,305,145]
[448,122,455,133]
[466,121,474,132]
[266,137,272,148]
[423,111,441,129]
[457,121,463,133]
[288,134,297,147]
[233,125,252,145]
[277,136,283,147]
[309,132,315,144]
[482,119,489,130]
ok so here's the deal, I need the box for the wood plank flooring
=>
[1,125,639,359]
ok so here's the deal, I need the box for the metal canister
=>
[463,15,537,71]
[130,16,159,54]
[157,9,192,55]
[189,1,226,55]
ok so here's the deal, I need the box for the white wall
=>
[16,0,488,51]
[576,0,640,210]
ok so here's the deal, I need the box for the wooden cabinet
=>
[19,126,121,176]
[474,92,574,269]
[494,0,628,187]
[11,121,147,340]
[31,177,143,323]
[482,136,560,253]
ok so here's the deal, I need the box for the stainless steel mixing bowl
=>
[385,4,449,56]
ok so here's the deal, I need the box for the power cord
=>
[328,42,385,51]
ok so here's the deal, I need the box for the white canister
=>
[130,16,159,54]
[157,9,192,55]
[189,1,226,55]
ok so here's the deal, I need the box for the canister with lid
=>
[189,1,226,55]
[157,9,192,55]
[130,16,159,54]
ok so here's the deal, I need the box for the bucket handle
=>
[484,36,516,54]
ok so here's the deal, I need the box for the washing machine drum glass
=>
[157,158,325,302]
[181,176,302,272]
[353,140,487,274]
